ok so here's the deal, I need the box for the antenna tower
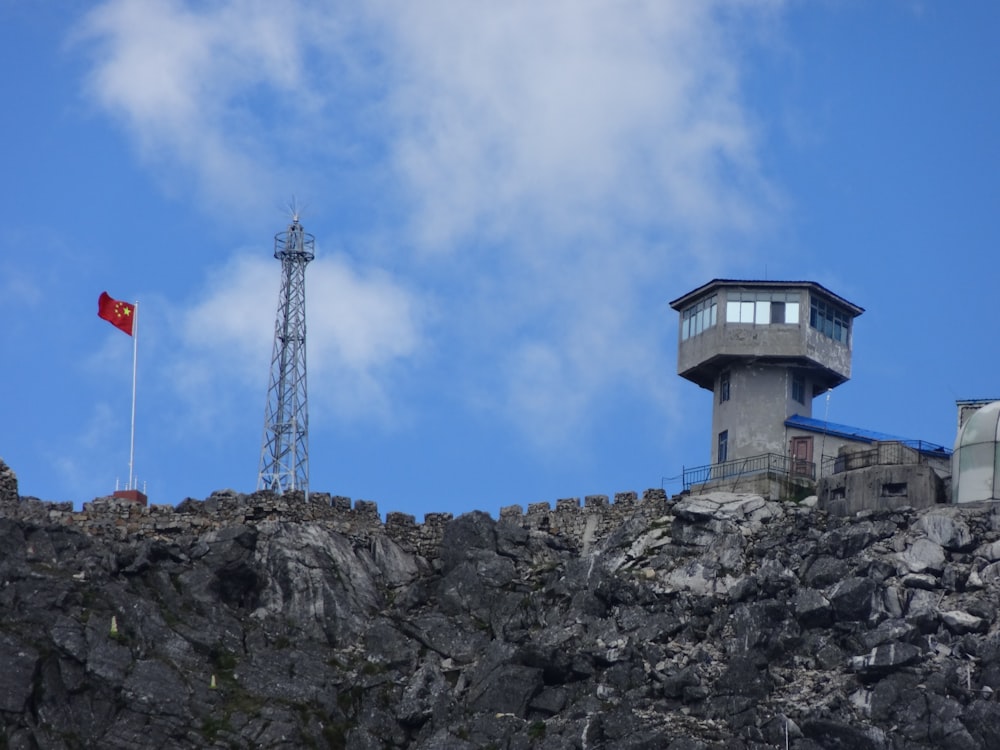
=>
[257,213,315,496]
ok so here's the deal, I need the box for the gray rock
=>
[860,618,918,650]
[941,609,989,635]
[896,537,947,575]
[440,511,497,572]
[0,458,17,504]
[818,520,889,558]
[905,588,942,633]
[974,539,1000,561]
[827,576,876,622]
[7,480,1000,749]
[398,656,448,727]
[0,635,36,713]
[848,642,922,675]
[801,718,885,750]
[977,560,1000,584]
[122,659,191,718]
[802,555,849,588]
[901,572,939,590]
[915,511,975,551]
[794,588,832,628]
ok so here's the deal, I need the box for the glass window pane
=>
[727,301,741,322]
[787,302,799,323]
[756,301,771,324]
[741,301,755,322]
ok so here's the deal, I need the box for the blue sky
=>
[2,1,998,519]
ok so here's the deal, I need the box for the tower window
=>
[718,430,729,463]
[681,295,718,340]
[726,291,800,325]
[719,371,730,403]
[792,374,805,405]
[882,482,908,497]
[810,298,851,344]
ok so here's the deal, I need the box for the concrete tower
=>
[257,215,315,496]
[669,279,864,468]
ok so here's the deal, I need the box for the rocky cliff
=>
[2,459,1000,749]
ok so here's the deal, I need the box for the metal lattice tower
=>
[257,215,315,496]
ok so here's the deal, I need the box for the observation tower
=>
[669,279,864,467]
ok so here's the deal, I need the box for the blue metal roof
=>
[784,414,951,455]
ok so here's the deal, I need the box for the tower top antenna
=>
[286,195,306,224]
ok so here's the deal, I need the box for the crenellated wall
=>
[0,459,673,559]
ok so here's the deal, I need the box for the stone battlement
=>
[0,458,672,557]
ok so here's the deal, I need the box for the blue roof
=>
[784,414,951,455]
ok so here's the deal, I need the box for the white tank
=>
[953,400,1000,503]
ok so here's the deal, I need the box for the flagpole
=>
[129,300,138,490]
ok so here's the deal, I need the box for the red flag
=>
[98,292,135,336]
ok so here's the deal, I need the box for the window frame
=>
[725,291,801,326]
[792,374,805,405]
[810,297,852,345]
[681,294,718,341]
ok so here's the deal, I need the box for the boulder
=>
[896,537,947,575]
[915,511,975,551]
[941,610,989,635]
[848,642,922,676]
[827,577,877,622]
[794,588,833,628]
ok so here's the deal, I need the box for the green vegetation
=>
[528,721,546,740]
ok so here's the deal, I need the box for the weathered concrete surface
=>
[820,463,947,516]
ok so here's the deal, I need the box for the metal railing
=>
[820,440,951,476]
[682,452,815,491]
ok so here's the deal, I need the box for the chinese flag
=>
[98,292,135,336]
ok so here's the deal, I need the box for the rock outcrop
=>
[4,458,1000,748]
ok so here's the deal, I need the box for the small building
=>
[785,415,949,474]
[669,279,864,476]
[112,488,148,506]
[803,415,952,514]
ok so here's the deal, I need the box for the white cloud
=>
[76,0,337,216]
[376,0,778,253]
[174,252,424,425]
[76,0,784,446]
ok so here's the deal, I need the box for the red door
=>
[790,436,813,477]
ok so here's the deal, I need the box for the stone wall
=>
[0,458,17,505]
[5,478,672,558]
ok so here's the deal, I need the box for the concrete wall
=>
[818,463,946,516]
[689,471,814,501]
[712,365,824,462]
